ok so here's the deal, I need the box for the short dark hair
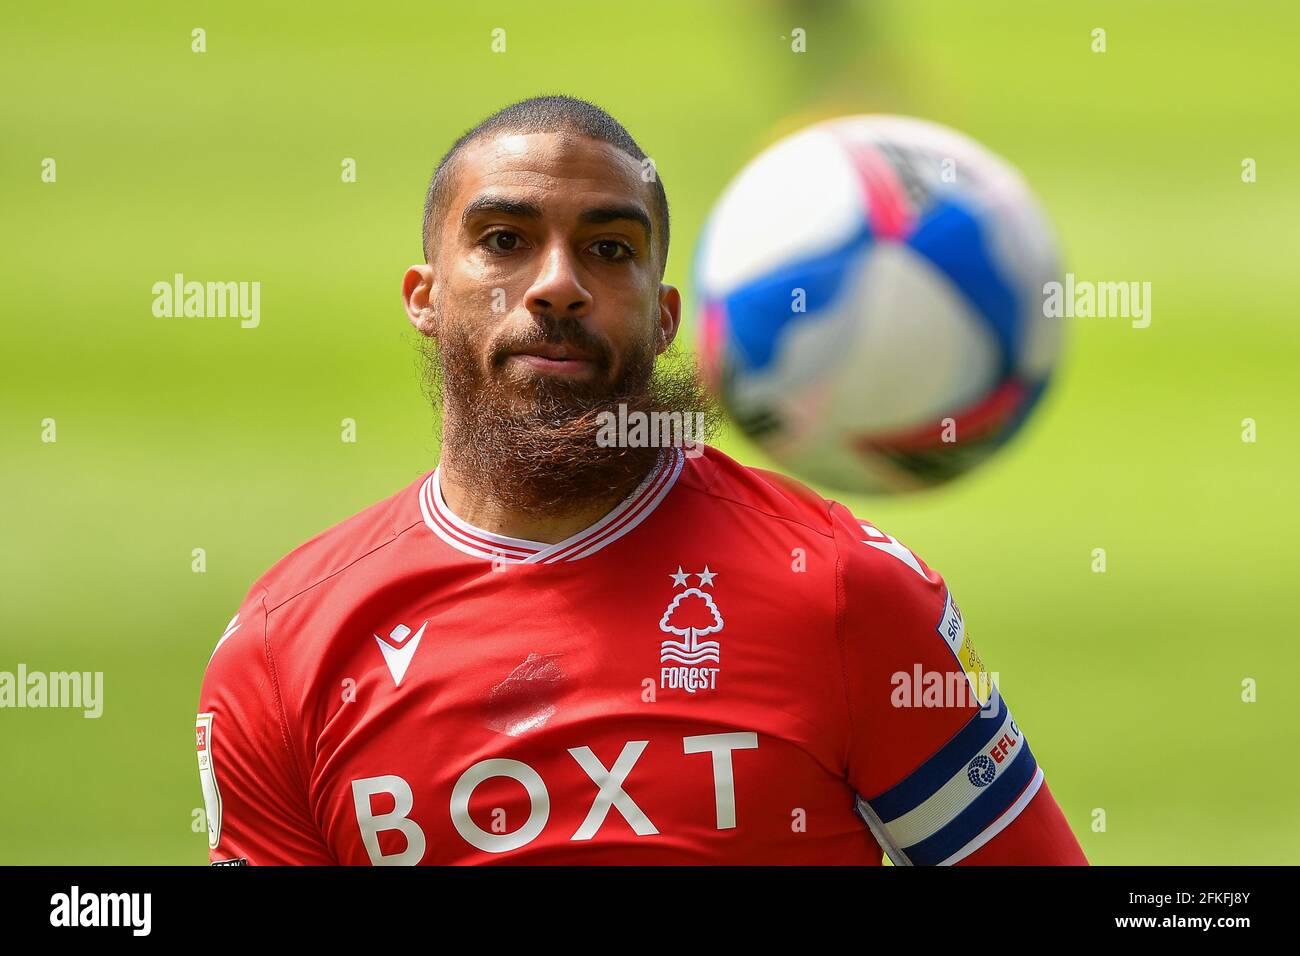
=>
[422,95,670,275]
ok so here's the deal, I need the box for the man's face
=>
[402,129,707,513]
[407,130,678,409]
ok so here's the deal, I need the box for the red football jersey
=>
[195,445,1086,865]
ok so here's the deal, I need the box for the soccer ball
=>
[693,115,1063,493]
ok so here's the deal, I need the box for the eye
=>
[482,230,522,253]
[590,239,634,261]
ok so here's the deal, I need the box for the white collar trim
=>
[420,448,684,564]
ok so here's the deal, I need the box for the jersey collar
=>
[420,447,684,564]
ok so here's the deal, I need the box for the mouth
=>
[506,343,600,378]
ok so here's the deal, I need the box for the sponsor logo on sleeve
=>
[195,712,222,849]
[937,588,993,708]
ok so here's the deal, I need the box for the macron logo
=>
[207,613,242,665]
[374,622,427,687]
[860,523,931,582]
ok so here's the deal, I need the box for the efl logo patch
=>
[969,719,1023,788]
[967,754,998,787]
[195,712,222,849]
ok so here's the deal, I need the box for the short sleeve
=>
[196,588,335,865]
[831,503,1085,865]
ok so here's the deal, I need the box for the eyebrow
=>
[460,196,543,225]
[460,195,652,242]
[578,204,652,243]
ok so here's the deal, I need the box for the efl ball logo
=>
[967,754,997,788]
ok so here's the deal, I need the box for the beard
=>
[421,303,721,517]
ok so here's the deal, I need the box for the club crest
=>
[658,566,723,694]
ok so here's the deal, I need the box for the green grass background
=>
[2,0,1296,864]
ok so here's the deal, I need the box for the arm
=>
[196,589,336,865]
[832,504,1086,865]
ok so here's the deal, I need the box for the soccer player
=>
[195,95,1087,866]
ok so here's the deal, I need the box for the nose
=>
[523,242,592,317]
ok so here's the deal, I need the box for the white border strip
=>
[937,765,1045,866]
[420,448,683,565]
[854,793,913,867]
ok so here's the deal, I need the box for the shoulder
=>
[250,470,430,615]
[676,446,941,586]
[199,471,432,759]
[677,447,950,626]
[676,444,840,537]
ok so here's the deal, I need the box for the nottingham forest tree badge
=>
[658,566,724,694]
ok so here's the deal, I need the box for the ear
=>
[655,283,682,355]
[403,265,439,337]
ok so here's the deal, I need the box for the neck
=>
[436,454,647,545]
